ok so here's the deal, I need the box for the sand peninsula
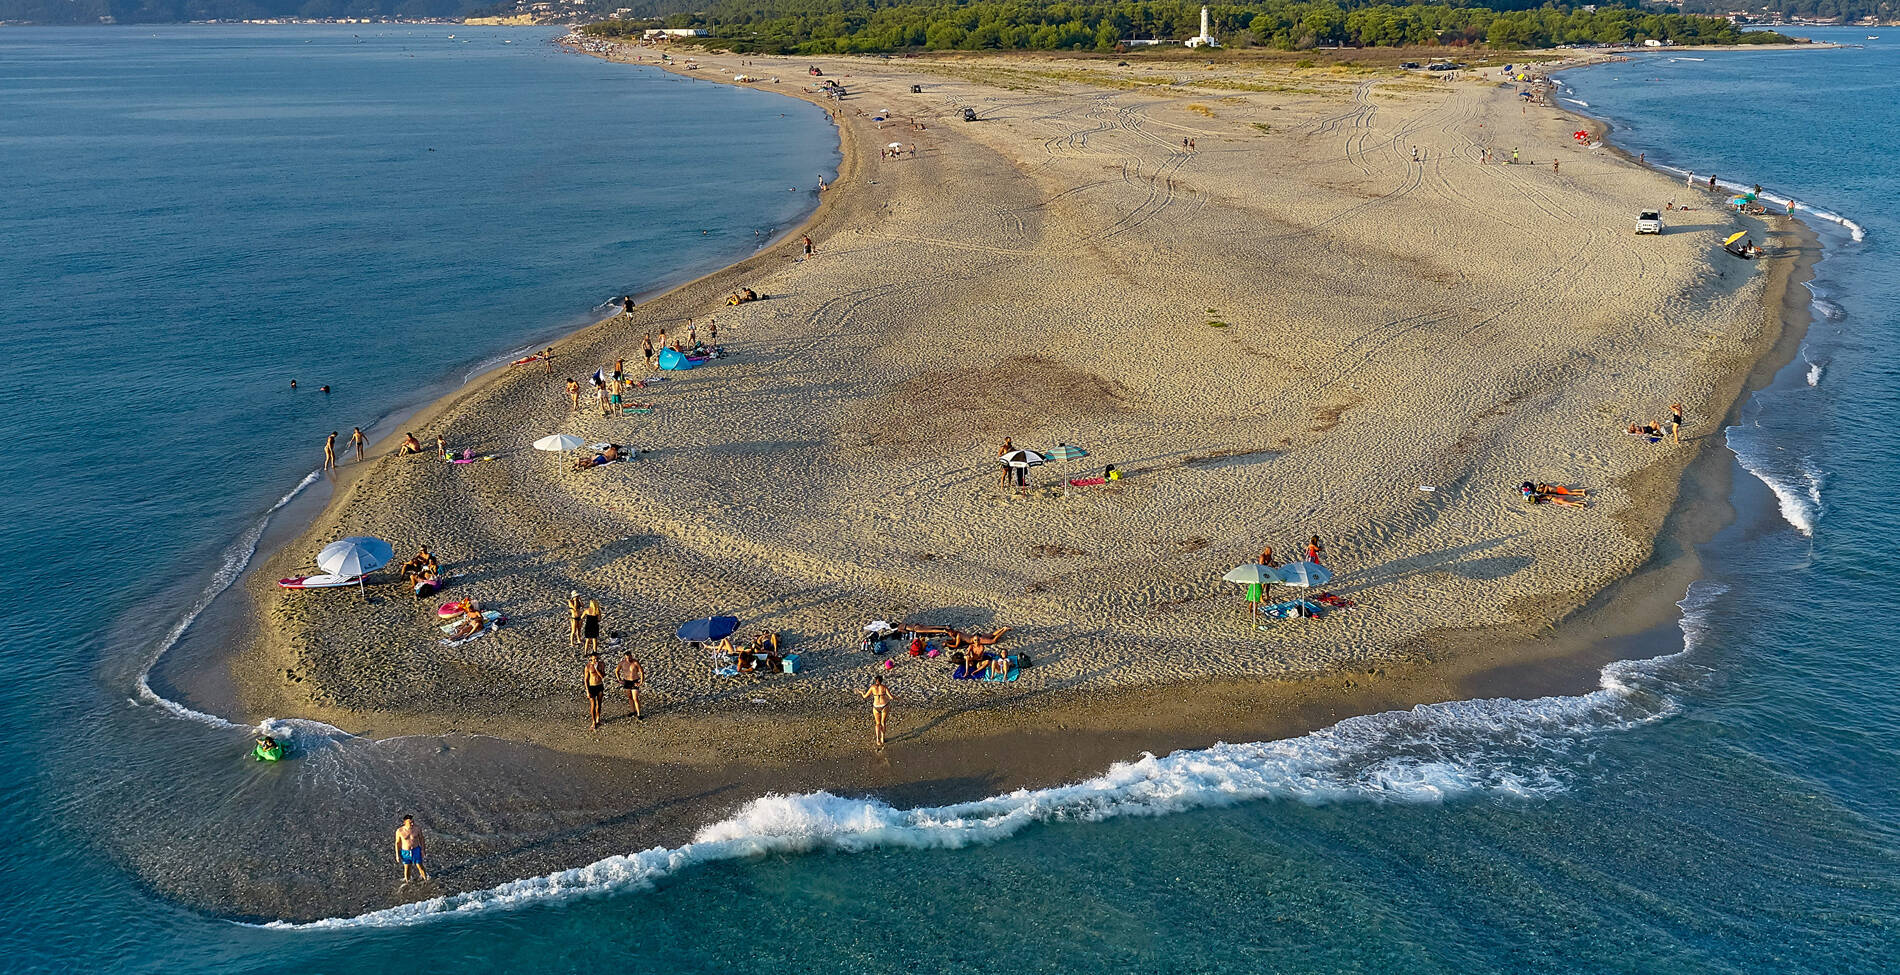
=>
[222,42,1809,915]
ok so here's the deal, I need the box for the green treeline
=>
[581,1,1789,54]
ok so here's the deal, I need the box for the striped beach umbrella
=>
[1044,443,1089,462]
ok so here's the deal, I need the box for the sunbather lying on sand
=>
[1520,481,1587,507]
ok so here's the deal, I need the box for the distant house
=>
[644,28,709,38]
[1123,38,1168,46]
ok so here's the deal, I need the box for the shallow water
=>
[6,27,1900,974]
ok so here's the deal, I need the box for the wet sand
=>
[181,47,1811,919]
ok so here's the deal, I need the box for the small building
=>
[644,28,709,38]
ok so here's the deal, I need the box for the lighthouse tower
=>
[1186,6,1219,47]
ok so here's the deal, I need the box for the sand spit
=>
[242,49,1789,754]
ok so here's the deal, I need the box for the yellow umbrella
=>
[1724,231,1747,246]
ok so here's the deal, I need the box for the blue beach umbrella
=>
[676,616,740,643]
[1044,444,1089,462]
[1273,561,1334,589]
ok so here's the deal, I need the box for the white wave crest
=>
[1727,426,1823,536]
[134,469,324,730]
[265,596,1715,933]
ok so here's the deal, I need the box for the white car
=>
[1636,210,1663,234]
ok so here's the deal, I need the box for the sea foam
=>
[260,584,1725,932]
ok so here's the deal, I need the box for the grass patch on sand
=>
[1187,103,1216,117]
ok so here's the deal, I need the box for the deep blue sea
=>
[4,26,1896,974]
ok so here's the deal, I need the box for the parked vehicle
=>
[1636,210,1663,234]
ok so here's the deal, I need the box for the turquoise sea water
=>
[4,27,1897,973]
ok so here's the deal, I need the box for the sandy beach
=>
[205,44,1810,917]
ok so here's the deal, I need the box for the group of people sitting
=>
[725,288,759,306]
[713,632,785,674]
[400,546,443,598]
[572,444,628,470]
[1519,481,1589,508]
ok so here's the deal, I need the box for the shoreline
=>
[149,45,1812,919]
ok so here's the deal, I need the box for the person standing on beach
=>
[435,434,448,459]
[568,590,583,646]
[1306,535,1324,565]
[642,334,655,370]
[998,438,1015,488]
[708,318,717,345]
[861,674,894,747]
[621,295,635,316]
[350,427,366,463]
[395,816,427,881]
[585,652,605,730]
[657,329,667,355]
[1709,174,1717,191]
[687,320,698,347]
[323,432,338,472]
[803,235,813,257]
[1670,403,1685,445]
[1258,544,1277,607]
[613,358,625,382]
[582,599,603,655]
[543,347,555,375]
[566,379,581,412]
[1552,159,1560,173]
[617,650,645,721]
[1511,147,1519,165]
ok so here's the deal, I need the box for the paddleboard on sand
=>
[278,573,362,589]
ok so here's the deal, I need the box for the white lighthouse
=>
[1186,6,1219,47]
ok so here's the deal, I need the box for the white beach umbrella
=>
[534,434,586,452]
[1221,563,1278,586]
[318,536,393,577]
[1000,449,1045,468]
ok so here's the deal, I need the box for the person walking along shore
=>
[395,815,428,881]
[323,432,338,472]
[350,426,366,463]
[861,674,894,747]
[584,652,605,730]
[617,650,645,721]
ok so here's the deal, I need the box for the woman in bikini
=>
[568,591,583,646]
[861,675,894,747]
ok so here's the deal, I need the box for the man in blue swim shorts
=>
[396,815,428,881]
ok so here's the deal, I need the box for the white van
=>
[1636,210,1663,234]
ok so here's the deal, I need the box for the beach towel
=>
[1261,599,1323,619]
[1069,477,1106,487]
[439,616,503,647]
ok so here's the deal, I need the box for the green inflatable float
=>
[252,738,286,762]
